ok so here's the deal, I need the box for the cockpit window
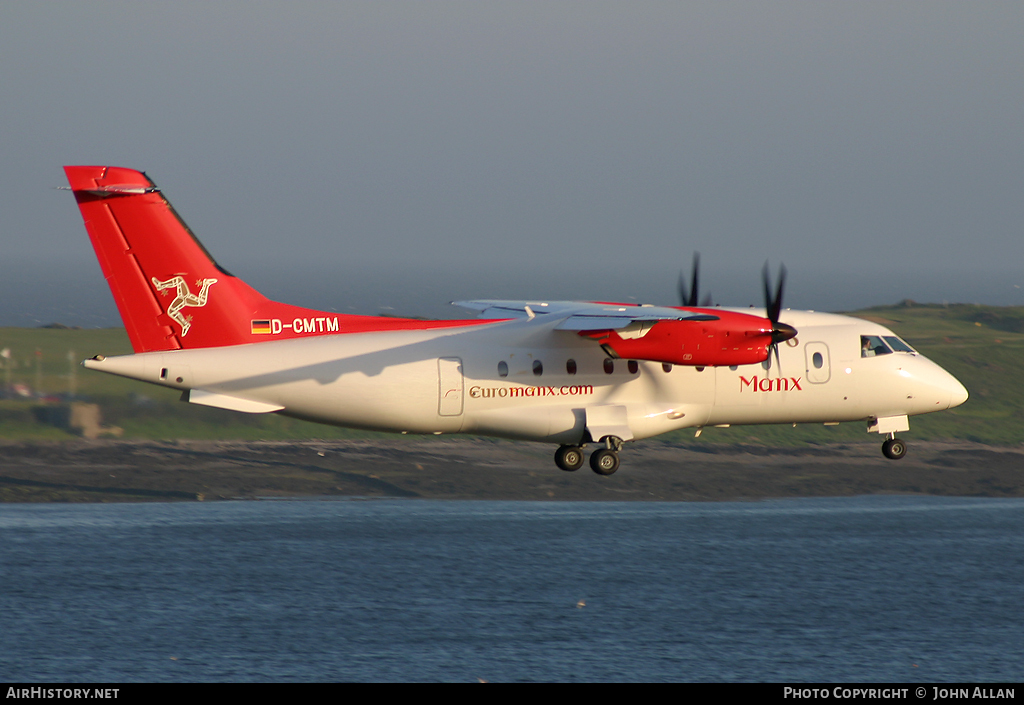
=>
[883,336,916,353]
[860,335,892,357]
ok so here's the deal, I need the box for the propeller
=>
[678,253,713,307]
[762,262,797,372]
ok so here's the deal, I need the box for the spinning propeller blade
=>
[762,262,797,372]
[679,253,713,307]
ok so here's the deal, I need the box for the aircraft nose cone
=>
[902,357,969,414]
[948,377,969,409]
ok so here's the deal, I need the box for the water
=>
[1,496,1022,682]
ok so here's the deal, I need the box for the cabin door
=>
[437,358,465,416]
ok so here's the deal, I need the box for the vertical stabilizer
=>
[65,166,267,352]
[65,166,489,352]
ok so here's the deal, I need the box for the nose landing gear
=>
[882,435,907,460]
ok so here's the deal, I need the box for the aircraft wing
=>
[452,300,718,329]
[453,299,781,368]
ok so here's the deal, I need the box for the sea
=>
[1,496,1022,683]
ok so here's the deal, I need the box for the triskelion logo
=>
[151,276,218,336]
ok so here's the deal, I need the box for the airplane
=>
[63,165,969,475]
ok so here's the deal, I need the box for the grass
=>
[850,302,1024,443]
[2,303,1022,445]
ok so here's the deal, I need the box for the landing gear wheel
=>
[882,438,907,460]
[590,448,620,476]
[555,445,585,472]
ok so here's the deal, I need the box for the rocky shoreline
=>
[1,438,1022,502]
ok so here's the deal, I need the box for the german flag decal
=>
[251,320,273,335]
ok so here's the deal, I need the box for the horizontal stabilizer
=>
[76,184,160,197]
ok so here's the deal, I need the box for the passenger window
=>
[533,360,543,376]
[566,359,577,375]
[497,361,508,378]
[603,359,614,374]
[812,352,823,369]
[883,336,916,353]
[860,336,892,357]
[628,360,639,374]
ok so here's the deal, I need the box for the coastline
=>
[1,437,1021,503]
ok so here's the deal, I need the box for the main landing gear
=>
[882,435,907,460]
[589,448,620,475]
[555,437,624,475]
[554,445,585,472]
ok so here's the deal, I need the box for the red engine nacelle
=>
[581,309,780,367]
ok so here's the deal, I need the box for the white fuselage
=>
[84,309,968,444]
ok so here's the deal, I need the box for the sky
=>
[2,2,1023,327]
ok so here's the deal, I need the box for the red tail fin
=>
[65,166,482,352]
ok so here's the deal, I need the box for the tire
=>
[555,446,585,472]
[590,449,620,476]
[882,438,907,460]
